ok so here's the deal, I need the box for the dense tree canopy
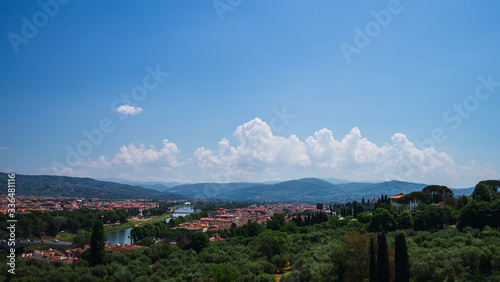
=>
[189,232,209,253]
[472,183,497,202]
[457,199,500,230]
[477,180,500,193]
[413,204,455,231]
[368,208,397,232]
[254,230,289,259]
[0,208,128,240]
[236,221,265,237]
[397,191,433,205]
[266,213,286,231]
[422,185,454,203]
[211,263,241,282]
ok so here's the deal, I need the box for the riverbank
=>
[105,204,194,232]
[38,205,193,243]
[104,213,172,233]
[37,213,173,243]
[105,206,195,245]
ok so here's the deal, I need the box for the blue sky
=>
[1,0,499,187]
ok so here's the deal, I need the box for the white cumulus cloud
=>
[193,118,310,173]
[112,139,182,168]
[74,156,112,169]
[192,118,497,186]
[116,104,143,115]
[73,140,183,171]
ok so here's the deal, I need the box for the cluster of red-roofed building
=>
[21,248,84,264]
[0,195,159,215]
[171,203,321,233]
[13,202,337,266]
[21,244,145,264]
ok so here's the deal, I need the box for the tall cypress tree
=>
[395,233,410,282]
[377,233,390,282]
[230,223,236,237]
[90,220,106,266]
[369,238,377,282]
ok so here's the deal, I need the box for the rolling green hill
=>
[225,178,344,202]
[166,182,258,199]
[1,172,476,203]
[97,178,184,191]
[166,178,474,203]
[166,178,428,202]
[0,172,185,200]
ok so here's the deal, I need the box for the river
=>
[166,206,195,223]
[105,206,195,245]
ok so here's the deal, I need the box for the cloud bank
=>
[46,118,497,187]
[192,118,496,186]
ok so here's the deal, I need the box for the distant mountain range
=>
[162,178,427,202]
[1,172,477,203]
[97,178,184,192]
[161,177,475,202]
[0,173,185,200]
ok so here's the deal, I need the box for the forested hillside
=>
[165,178,475,202]
[0,173,185,200]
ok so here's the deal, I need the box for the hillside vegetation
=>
[0,173,185,200]
[2,180,500,281]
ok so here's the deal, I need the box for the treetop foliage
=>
[422,185,454,202]
[477,180,500,193]
[472,183,497,202]
[396,191,433,205]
